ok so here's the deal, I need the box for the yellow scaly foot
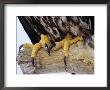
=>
[53,33,83,69]
[19,34,51,66]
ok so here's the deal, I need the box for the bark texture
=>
[17,41,94,74]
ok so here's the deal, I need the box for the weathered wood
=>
[17,41,94,74]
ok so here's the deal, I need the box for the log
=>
[16,41,94,74]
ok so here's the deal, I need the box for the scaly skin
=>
[31,34,51,58]
[53,33,83,57]
[20,34,51,66]
[20,33,83,67]
[52,33,83,70]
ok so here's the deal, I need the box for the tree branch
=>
[17,41,94,74]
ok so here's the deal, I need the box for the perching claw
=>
[52,33,83,71]
[53,33,83,57]
[19,44,24,53]
[21,34,51,67]
[63,56,68,71]
[19,43,33,53]
[45,43,51,56]
[31,57,35,67]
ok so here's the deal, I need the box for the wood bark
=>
[17,41,94,74]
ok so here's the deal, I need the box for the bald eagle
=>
[18,16,94,67]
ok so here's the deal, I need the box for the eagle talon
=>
[19,44,24,53]
[31,57,35,67]
[64,56,67,66]
[30,37,55,57]
[49,42,56,50]
[19,43,33,53]
[64,56,68,71]
[45,43,51,56]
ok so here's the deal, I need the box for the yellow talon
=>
[70,35,83,45]
[21,33,83,66]
[63,40,69,57]
[23,34,51,58]
[32,34,51,58]
[52,33,83,69]
[31,43,42,58]
[22,34,51,59]
[21,34,51,66]
[53,33,83,57]
[39,34,51,47]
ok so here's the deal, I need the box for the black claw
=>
[64,56,67,66]
[45,43,51,56]
[19,44,24,53]
[64,56,68,71]
[31,57,35,67]
[50,42,56,50]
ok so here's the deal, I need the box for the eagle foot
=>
[52,33,83,71]
[20,34,51,62]
[53,33,83,58]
